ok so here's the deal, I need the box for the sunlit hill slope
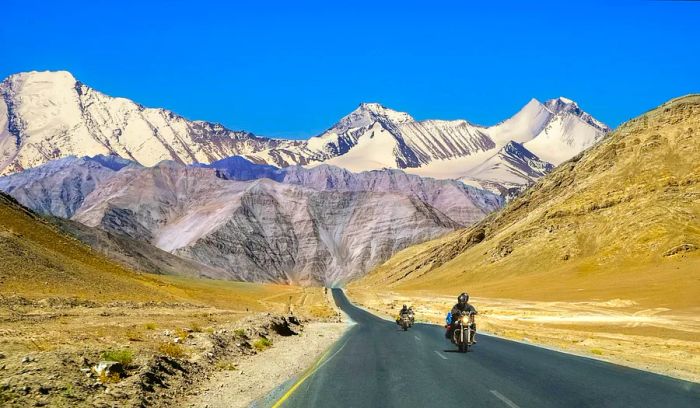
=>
[0,190,318,311]
[353,95,700,310]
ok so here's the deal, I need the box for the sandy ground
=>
[183,321,346,408]
[347,289,700,383]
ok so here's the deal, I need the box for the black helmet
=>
[458,293,469,304]
[402,304,407,308]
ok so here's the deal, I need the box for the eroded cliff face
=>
[0,153,502,284]
[69,163,463,285]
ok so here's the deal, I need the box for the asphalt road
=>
[275,289,699,408]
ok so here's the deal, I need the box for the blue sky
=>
[1,1,699,138]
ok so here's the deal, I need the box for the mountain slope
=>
[0,154,135,217]
[52,216,232,279]
[202,159,502,226]
[353,95,700,308]
[1,154,502,228]
[0,71,311,174]
[0,155,501,284]
[0,190,180,300]
[459,141,554,198]
[69,163,468,284]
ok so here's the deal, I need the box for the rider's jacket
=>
[445,303,477,324]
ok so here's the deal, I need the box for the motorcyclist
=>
[396,304,411,325]
[445,292,477,342]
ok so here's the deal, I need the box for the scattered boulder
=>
[93,361,125,380]
[663,243,697,257]
[270,317,298,337]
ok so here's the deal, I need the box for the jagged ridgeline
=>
[355,95,700,308]
[0,71,609,196]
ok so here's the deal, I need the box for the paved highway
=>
[273,289,699,407]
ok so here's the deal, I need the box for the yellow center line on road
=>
[271,339,349,408]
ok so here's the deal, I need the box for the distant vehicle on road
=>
[399,314,411,331]
[396,304,413,331]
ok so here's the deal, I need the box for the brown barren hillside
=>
[353,95,700,308]
[0,190,327,308]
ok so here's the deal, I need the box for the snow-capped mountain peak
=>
[355,102,414,124]
[1,70,610,198]
[545,96,577,112]
[485,98,554,144]
[326,102,414,135]
[544,96,610,132]
[0,70,311,175]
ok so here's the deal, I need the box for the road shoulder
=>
[183,321,347,408]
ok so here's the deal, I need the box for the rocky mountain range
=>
[1,71,609,195]
[0,156,501,284]
[0,154,136,218]
[0,69,614,285]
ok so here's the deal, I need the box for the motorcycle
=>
[399,313,411,331]
[450,310,476,352]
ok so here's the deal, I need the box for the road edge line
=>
[271,338,350,407]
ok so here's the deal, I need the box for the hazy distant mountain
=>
[0,155,135,218]
[202,158,502,225]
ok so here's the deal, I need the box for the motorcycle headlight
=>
[461,316,469,324]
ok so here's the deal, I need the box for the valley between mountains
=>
[0,70,698,407]
[0,70,608,285]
